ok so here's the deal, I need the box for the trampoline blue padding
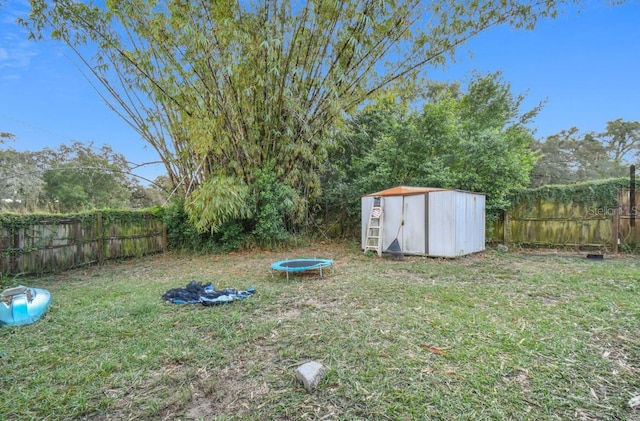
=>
[271,258,334,279]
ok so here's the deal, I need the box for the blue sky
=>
[1,1,639,183]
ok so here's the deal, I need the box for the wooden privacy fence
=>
[0,211,166,276]
[492,188,640,251]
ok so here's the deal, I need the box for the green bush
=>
[249,168,296,246]
[160,200,217,252]
[160,169,298,251]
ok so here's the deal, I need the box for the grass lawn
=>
[1,242,639,420]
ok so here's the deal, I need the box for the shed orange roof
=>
[364,186,447,197]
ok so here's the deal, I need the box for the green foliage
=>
[1,211,90,232]
[22,0,567,235]
[163,168,298,251]
[600,118,640,163]
[322,72,539,231]
[530,127,629,187]
[511,178,629,210]
[0,132,16,141]
[214,220,248,252]
[159,199,214,251]
[0,209,156,232]
[42,166,131,212]
[159,199,249,252]
[184,175,251,234]
[128,176,171,209]
[248,168,297,245]
[1,140,137,213]
[0,147,45,211]
[41,142,132,212]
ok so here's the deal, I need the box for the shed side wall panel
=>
[402,194,427,254]
[473,194,487,252]
[427,191,456,257]
[454,193,486,256]
[473,194,486,253]
[380,196,404,252]
[454,192,466,255]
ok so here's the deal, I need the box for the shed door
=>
[401,194,426,255]
[380,195,404,252]
[427,191,456,257]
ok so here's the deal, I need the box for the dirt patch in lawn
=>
[181,363,271,420]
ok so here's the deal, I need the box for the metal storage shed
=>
[361,186,486,257]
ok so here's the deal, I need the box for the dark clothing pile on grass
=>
[162,281,255,306]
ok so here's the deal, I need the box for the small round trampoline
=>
[271,258,334,280]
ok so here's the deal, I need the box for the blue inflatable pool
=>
[0,285,51,327]
[271,258,333,280]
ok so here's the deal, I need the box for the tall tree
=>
[0,147,46,211]
[129,175,171,209]
[41,142,133,212]
[0,134,46,210]
[598,119,640,164]
[0,132,16,142]
[323,72,541,228]
[22,0,568,233]
[529,129,579,186]
[530,127,628,187]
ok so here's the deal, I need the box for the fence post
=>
[97,212,104,264]
[503,210,509,245]
[162,226,168,252]
[0,226,3,274]
[630,165,636,228]
[612,200,619,254]
[10,227,19,274]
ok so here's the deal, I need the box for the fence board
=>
[492,188,640,251]
[0,211,165,275]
